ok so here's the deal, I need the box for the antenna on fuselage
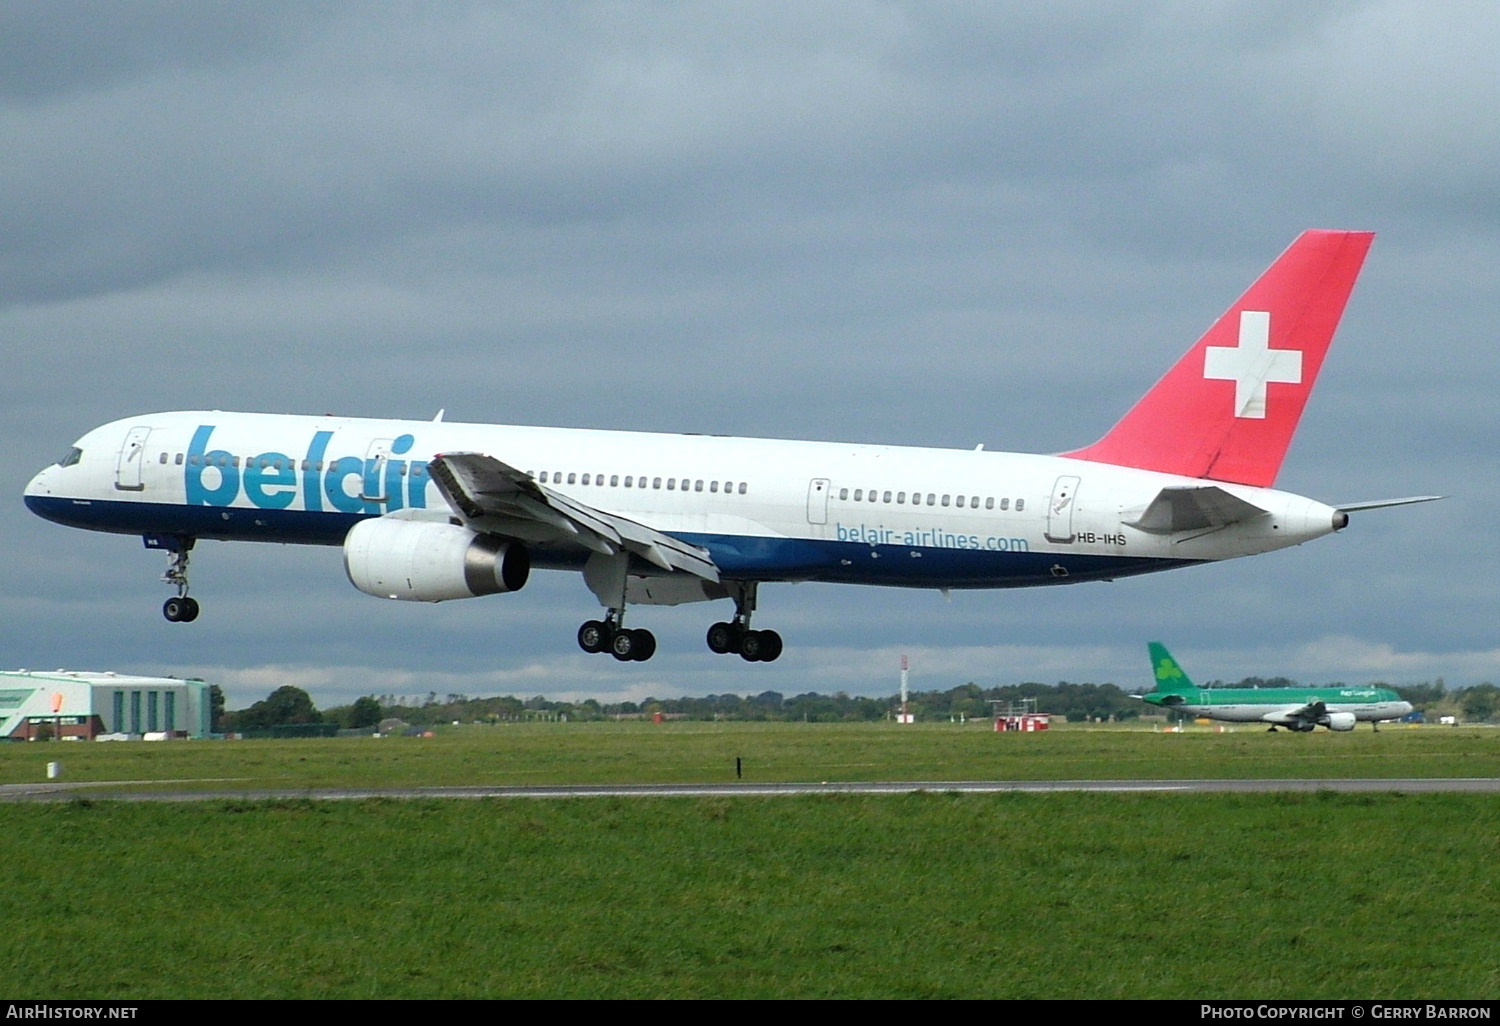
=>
[433,409,445,422]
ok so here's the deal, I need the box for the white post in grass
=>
[898,654,913,724]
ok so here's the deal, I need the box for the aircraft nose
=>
[24,465,53,497]
[23,467,56,520]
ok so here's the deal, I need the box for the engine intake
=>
[1322,711,1357,732]
[344,518,529,602]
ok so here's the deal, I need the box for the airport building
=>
[0,670,212,741]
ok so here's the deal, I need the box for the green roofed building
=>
[0,670,211,741]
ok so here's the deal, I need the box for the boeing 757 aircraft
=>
[25,231,1438,663]
[1140,641,1413,731]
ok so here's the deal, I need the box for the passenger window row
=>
[157,450,1004,511]
[835,486,1024,512]
[158,450,748,496]
[529,471,748,495]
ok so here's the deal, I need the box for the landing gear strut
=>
[156,537,200,623]
[577,612,656,662]
[707,582,782,662]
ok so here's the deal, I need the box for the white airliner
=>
[25,231,1438,663]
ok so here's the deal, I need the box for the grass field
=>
[2,720,1497,792]
[2,723,1497,999]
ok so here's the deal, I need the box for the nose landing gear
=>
[152,536,200,623]
[163,594,200,623]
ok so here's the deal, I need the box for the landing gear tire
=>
[707,621,737,654]
[609,628,655,662]
[611,628,656,662]
[578,620,610,654]
[738,629,782,662]
[163,596,199,623]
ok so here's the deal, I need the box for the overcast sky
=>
[3,1,1495,709]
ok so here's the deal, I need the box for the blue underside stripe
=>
[26,495,1202,589]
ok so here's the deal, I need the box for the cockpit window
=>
[59,447,82,468]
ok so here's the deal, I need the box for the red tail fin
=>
[1063,230,1374,487]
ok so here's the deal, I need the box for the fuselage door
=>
[1045,475,1080,543]
[114,425,152,492]
[361,438,394,506]
[806,478,830,525]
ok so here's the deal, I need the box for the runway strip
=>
[4,777,1500,802]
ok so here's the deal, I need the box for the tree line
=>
[215,676,1497,732]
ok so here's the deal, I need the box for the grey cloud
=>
[0,0,332,102]
[15,2,1490,308]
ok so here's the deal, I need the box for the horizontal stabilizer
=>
[1334,495,1444,512]
[1127,486,1268,534]
[428,452,720,582]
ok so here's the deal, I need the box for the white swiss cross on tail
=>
[1202,310,1303,419]
[1060,230,1375,487]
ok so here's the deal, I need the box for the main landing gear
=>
[577,552,658,661]
[574,576,782,663]
[707,621,783,662]
[706,582,782,662]
[577,614,657,662]
[158,538,200,623]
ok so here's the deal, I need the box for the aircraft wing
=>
[1126,486,1268,534]
[1259,701,1323,729]
[426,452,720,582]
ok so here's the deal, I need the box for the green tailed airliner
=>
[1141,642,1412,731]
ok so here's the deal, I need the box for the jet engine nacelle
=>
[1322,712,1357,732]
[343,517,529,602]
